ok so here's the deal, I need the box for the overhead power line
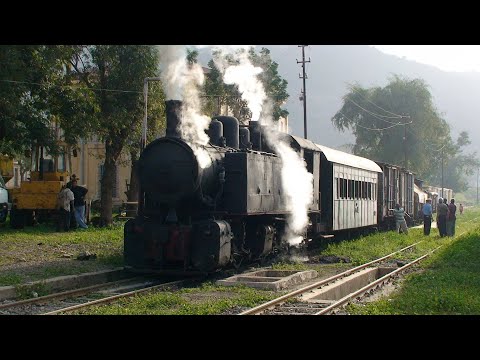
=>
[406,127,447,153]
[339,111,410,131]
[348,85,405,118]
[345,97,408,125]
[0,79,143,94]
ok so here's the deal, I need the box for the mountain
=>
[197,45,480,154]
[265,45,480,152]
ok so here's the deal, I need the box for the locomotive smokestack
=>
[166,100,182,138]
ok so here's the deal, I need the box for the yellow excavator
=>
[9,142,71,228]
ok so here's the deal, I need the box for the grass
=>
[78,282,279,315]
[311,207,480,266]
[342,208,480,315]
[3,207,479,314]
[0,220,125,285]
[78,207,480,315]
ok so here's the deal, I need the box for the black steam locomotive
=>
[125,100,421,273]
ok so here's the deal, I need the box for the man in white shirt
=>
[56,185,74,232]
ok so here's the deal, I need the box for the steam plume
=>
[205,45,313,246]
[158,45,211,168]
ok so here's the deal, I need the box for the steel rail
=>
[0,276,145,310]
[239,241,422,315]
[314,245,443,315]
[43,278,200,315]
[314,224,476,315]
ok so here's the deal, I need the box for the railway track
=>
[241,219,479,316]
[239,241,438,315]
[0,275,201,315]
[43,278,198,315]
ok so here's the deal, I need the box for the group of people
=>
[422,197,459,237]
[56,174,88,232]
[394,197,462,237]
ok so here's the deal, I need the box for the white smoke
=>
[224,61,265,121]
[208,46,314,246]
[275,142,314,243]
[197,46,266,121]
[259,99,314,245]
[158,45,212,169]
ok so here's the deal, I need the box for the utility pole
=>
[297,45,310,139]
[402,114,411,169]
[142,77,162,150]
[477,167,479,205]
[441,147,444,199]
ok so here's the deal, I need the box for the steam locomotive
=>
[124,100,440,273]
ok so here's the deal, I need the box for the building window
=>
[98,164,118,198]
[336,178,340,199]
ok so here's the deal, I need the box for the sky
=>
[371,45,480,73]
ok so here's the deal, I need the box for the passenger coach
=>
[319,145,382,233]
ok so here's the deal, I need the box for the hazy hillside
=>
[265,45,480,152]
[198,45,480,154]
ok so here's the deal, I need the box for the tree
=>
[124,81,165,203]
[0,45,96,157]
[331,75,477,191]
[203,57,248,121]
[441,132,480,192]
[70,45,163,226]
[202,47,289,123]
[249,47,289,121]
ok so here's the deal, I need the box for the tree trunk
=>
[127,149,139,202]
[100,142,117,227]
[67,145,72,178]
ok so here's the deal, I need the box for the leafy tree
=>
[203,56,248,121]
[124,81,165,203]
[203,47,289,124]
[331,75,477,191]
[0,45,96,157]
[70,45,164,226]
[249,47,289,121]
[441,132,480,192]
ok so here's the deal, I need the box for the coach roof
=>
[288,135,382,173]
[315,144,382,173]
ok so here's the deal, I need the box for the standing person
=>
[393,204,408,235]
[56,185,74,232]
[66,174,78,229]
[71,179,88,229]
[436,198,448,237]
[446,199,457,237]
[422,199,433,235]
[66,174,77,189]
[459,203,464,215]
